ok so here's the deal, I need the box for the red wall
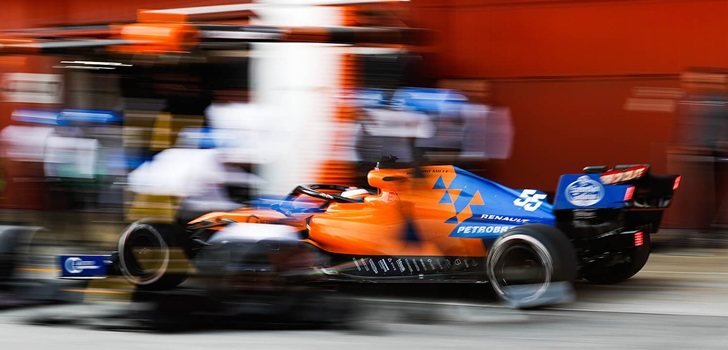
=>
[0,0,720,225]
[488,77,678,190]
[413,0,728,77]
[409,0,727,227]
[0,0,242,29]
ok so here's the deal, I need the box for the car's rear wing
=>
[553,164,680,210]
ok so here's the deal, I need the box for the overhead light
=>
[11,108,59,125]
[53,65,116,70]
[59,60,133,67]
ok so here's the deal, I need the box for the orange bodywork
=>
[189,165,487,258]
[307,166,486,257]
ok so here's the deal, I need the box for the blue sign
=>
[58,109,122,125]
[59,255,109,278]
[11,108,123,126]
[393,88,467,114]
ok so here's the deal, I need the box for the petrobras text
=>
[456,225,512,235]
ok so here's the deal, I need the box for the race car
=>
[60,163,679,307]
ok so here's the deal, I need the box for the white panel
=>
[250,1,345,195]
[1,73,63,104]
[209,223,300,243]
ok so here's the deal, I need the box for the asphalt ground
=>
[2,244,728,350]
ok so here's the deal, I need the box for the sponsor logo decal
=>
[59,255,107,277]
[63,257,101,274]
[565,175,604,206]
[599,166,647,184]
[479,214,530,224]
[456,225,511,235]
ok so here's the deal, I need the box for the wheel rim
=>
[118,224,170,285]
[487,234,553,303]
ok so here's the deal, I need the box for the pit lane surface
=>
[1,250,728,350]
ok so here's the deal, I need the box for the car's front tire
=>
[486,224,577,307]
[118,222,189,290]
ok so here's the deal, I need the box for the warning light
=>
[673,176,681,191]
[634,231,644,247]
[624,186,635,201]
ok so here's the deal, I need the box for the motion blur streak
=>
[0,0,726,349]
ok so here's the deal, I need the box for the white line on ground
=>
[359,297,728,318]
[642,270,728,275]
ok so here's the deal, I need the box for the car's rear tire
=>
[486,224,577,307]
[583,233,651,284]
[118,222,189,290]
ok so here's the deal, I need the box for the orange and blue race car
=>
[60,162,679,307]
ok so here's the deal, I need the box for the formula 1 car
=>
[60,163,679,307]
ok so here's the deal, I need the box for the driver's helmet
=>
[340,188,370,199]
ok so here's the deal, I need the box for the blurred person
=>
[204,88,287,199]
[0,109,129,243]
[355,90,435,163]
[0,122,53,211]
[671,68,728,245]
[41,110,125,213]
[352,84,513,187]
[127,140,233,223]
[438,79,513,161]
[128,89,280,224]
[352,89,434,188]
[205,89,283,167]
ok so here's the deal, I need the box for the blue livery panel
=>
[445,167,555,239]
